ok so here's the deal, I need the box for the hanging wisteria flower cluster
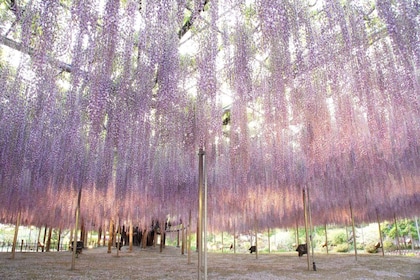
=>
[0,0,418,233]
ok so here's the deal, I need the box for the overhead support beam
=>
[0,35,72,73]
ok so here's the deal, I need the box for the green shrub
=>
[382,240,395,251]
[335,243,349,252]
[332,232,347,245]
[364,244,378,253]
[356,242,365,250]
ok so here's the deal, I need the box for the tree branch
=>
[0,35,72,73]
[178,0,210,39]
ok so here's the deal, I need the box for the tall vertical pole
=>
[394,214,401,254]
[221,231,224,253]
[350,201,357,261]
[376,209,384,257]
[46,226,53,252]
[57,228,62,252]
[71,188,82,270]
[255,215,258,260]
[307,188,316,271]
[198,148,204,279]
[42,225,47,252]
[188,209,192,264]
[203,149,208,280]
[11,211,21,259]
[107,219,113,253]
[37,227,42,252]
[233,221,236,254]
[177,228,180,248]
[324,223,329,254]
[303,189,310,270]
[160,219,164,253]
[129,219,133,252]
[181,223,185,255]
[116,218,120,257]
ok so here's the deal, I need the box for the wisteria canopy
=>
[0,0,419,233]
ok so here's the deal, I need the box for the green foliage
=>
[364,243,378,253]
[335,243,349,252]
[243,4,256,25]
[331,231,347,245]
[356,242,365,250]
[381,219,419,240]
[382,240,395,251]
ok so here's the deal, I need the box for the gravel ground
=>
[1,246,419,279]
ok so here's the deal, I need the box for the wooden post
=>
[57,228,61,252]
[307,188,316,271]
[37,227,42,252]
[142,228,147,249]
[177,228,180,248]
[11,211,21,259]
[188,209,191,264]
[181,223,185,255]
[42,225,47,252]
[394,214,401,254]
[184,225,187,252]
[68,228,73,251]
[196,222,199,252]
[203,148,208,280]
[350,201,357,261]
[116,221,120,257]
[163,222,166,249]
[98,226,102,247]
[153,223,158,247]
[221,231,224,253]
[254,215,258,260]
[160,220,164,253]
[129,220,133,252]
[46,226,52,252]
[71,188,82,270]
[325,223,329,254]
[107,219,113,253]
[268,228,271,253]
[84,228,88,248]
[303,189,310,270]
[233,223,236,254]
[198,148,204,279]
[103,226,106,247]
[376,209,384,257]
[162,219,166,252]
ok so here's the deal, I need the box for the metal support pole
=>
[307,188,316,271]
[188,209,191,264]
[303,189,310,271]
[255,216,258,260]
[204,150,208,280]
[71,188,82,270]
[325,223,329,254]
[198,148,205,279]
[376,209,384,257]
[394,214,401,254]
[350,201,357,261]
[11,211,21,259]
